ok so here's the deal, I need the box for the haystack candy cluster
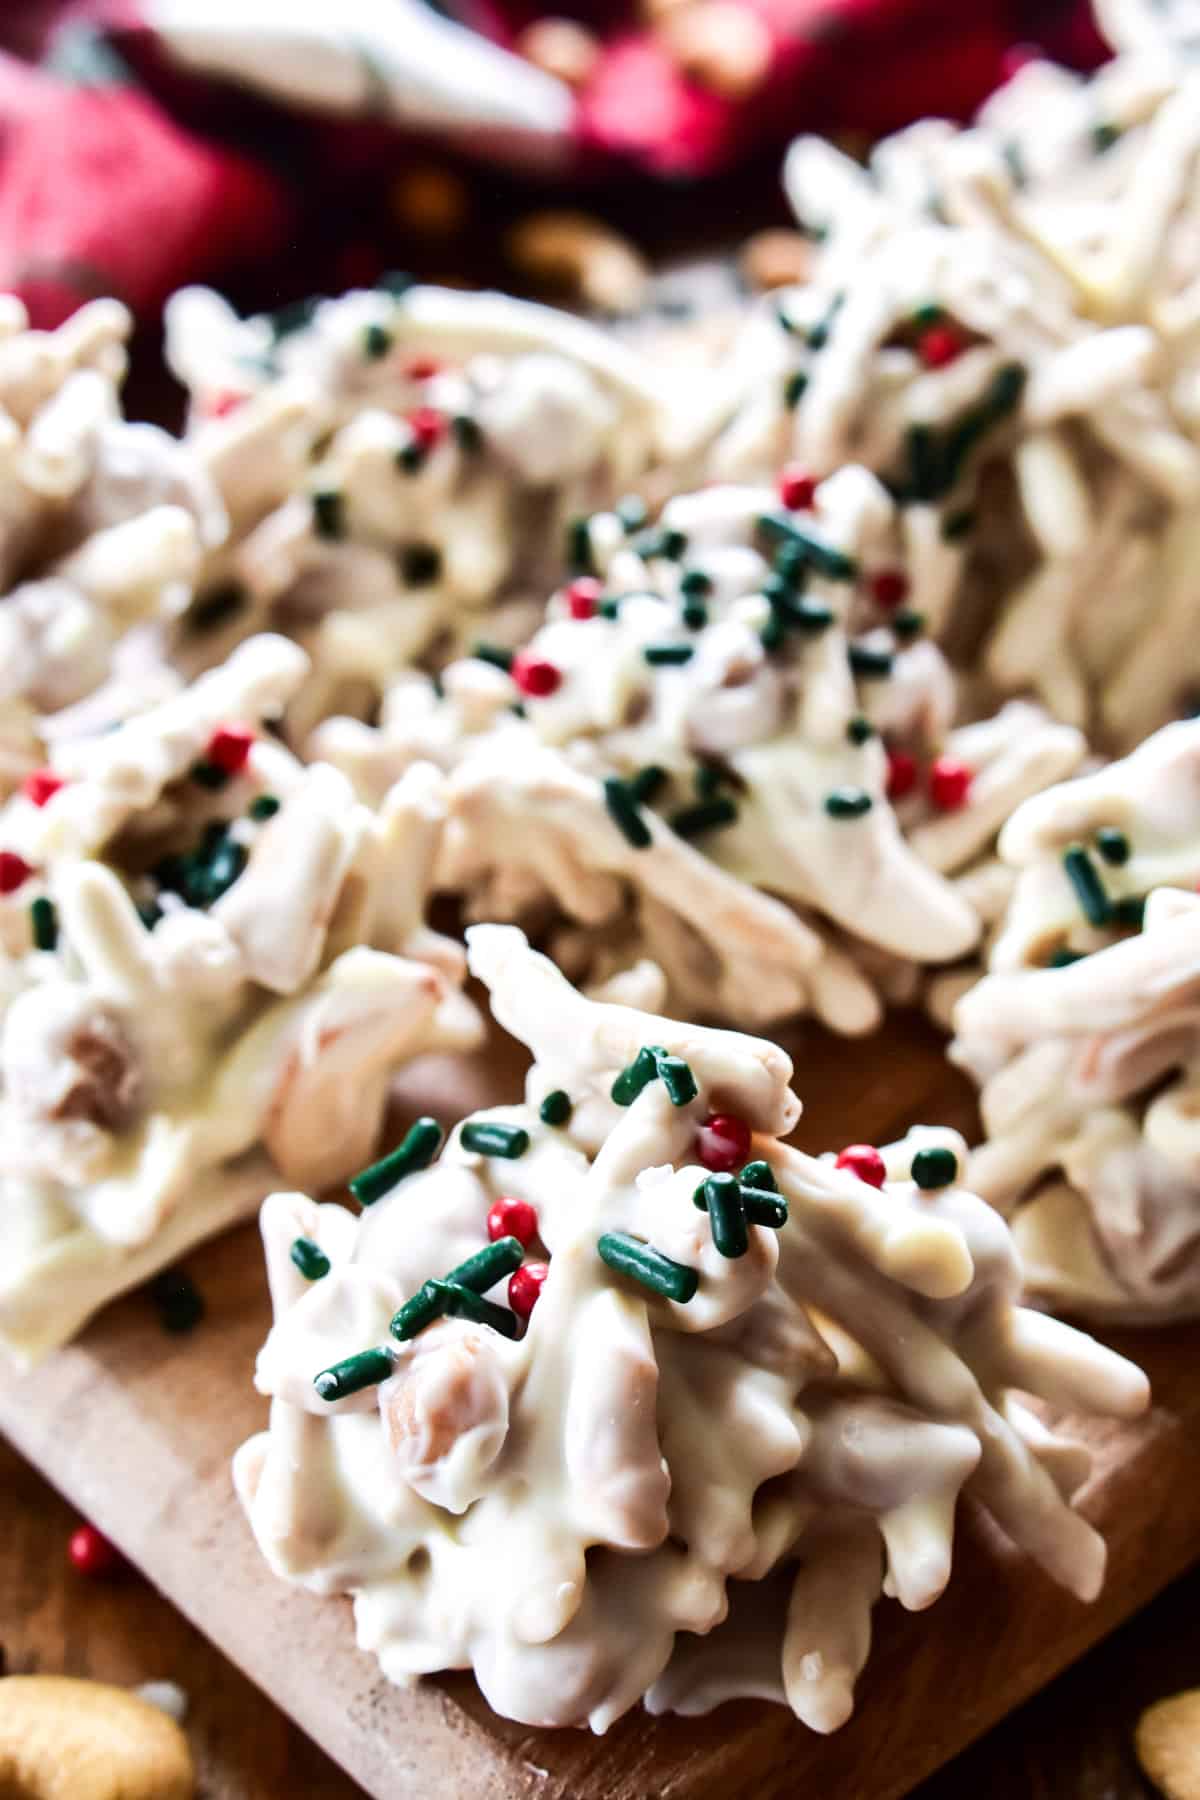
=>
[162,282,663,740]
[953,719,1200,1320]
[0,634,480,1362]
[690,40,1200,749]
[236,926,1146,1733]
[0,295,225,795]
[315,472,1084,1033]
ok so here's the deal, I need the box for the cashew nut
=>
[505,212,650,316]
[0,1676,194,1800]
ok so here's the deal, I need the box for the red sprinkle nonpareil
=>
[777,465,817,512]
[205,723,255,775]
[407,405,446,451]
[0,851,32,895]
[487,1196,539,1248]
[885,747,918,802]
[68,1522,123,1579]
[404,357,442,382]
[566,577,602,620]
[870,569,909,610]
[508,1262,548,1320]
[835,1144,887,1188]
[929,756,972,811]
[511,652,563,699]
[205,388,245,419]
[917,325,966,369]
[696,1113,752,1173]
[21,768,66,807]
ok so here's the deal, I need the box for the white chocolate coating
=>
[237,927,1146,1733]
[681,43,1200,748]
[952,719,1200,1318]
[163,284,664,737]
[314,473,1082,1034]
[0,635,480,1363]
[0,297,226,794]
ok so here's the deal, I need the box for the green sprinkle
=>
[906,424,942,502]
[655,1052,698,1108]
[1092,120,1121,154]
[428,1278,520,1338]
[847,715,875,745]
[396,439,425,474]
[760,614,787,652]
[629,764,667,805]
[911,1146,959,1190]
[30,896,57,951]
[193,839,246,906]
[776,299,799,334]
[390,1238,524,1341]
[824,787,873,820]
[698,1174,748,1259]
[249,793,281,821]
[472,642,513,673]
[784,370,809,409]
[892,609,925,641]
[694,763,724,798]
[136,900,162,932]
[314,1346,395,1402]
[670,797,738,838]
[149,1269,205,1335]
[598,599,621,620]
[848,645,894,679]
[1096,827,1130,866]
[739,1159,777,1192]
[616,494,648,532]
[644,643,694,667]
[452,413,483,453]
[912,302,942,327]
[941,507,975,543]
[350,1116,444,1206]
[539,1089,572,1126]
[269,296,318,341]
[986,363,1027,419]
[189,582,246,633]
[612,1046,659,1106]
[460,1120,530,1159]
[567,516,594,574]
[682,601,709,630]
[739,1186,789,1229]
[680,569,713,598]
[1002,140,1027,189]
[447,1236,525,1294]
[363,322,392,360]
[189,759,230,790]
[1112,894,1146,929]
[1062,843,1111,928]
[789,599,835,634]
[758,513,858,581]
[597,1232,698,1303]
[604,776,652,849]
[661,528,688,560]
[390,1280,444,1342]
[1049,947,1087,967]
[291,1237,330,1281]
[772,541,807,585]
[400,544,441,586]
[312,489,344,541]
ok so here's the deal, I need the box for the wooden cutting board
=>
[2,1008,1198,1800]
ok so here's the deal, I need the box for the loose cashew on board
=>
[0,1676,194,1800]
[1138,1691,1200,1800]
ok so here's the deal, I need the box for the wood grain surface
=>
[3,1006,1198,1799]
